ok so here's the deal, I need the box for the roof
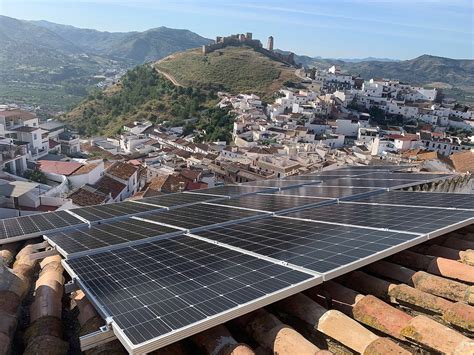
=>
[446,151,474,173]
[128,159,142,167]
[0,180,39,197]
[12,126,39,133]
[179,169,201,182]
[49,139,60,149]
[186,181,208,190]
[39,121,66,131]
[37,160,82,176]
[68,186,108,207]
[106,162,138,180]
[70,163,101,176]
[94,175,126,199]
[0,109,36,120]
[144,174,189,196]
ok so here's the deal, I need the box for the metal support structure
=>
[28,248,59,261]
[80,325,117,351]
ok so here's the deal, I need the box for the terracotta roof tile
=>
[94,175,126,199]
[70,163,100,176]
[38,160,82,176]
[106,161,138,180]
[68,187,108,207]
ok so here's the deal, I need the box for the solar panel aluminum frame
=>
[62,260,113,323]
[44,226,186,259]
[191,217,430,282]
[135,207,273,234]
[267,186,387,202]
[3,221,89,244]
[106,274,322,354]
[133,193,231,209]
[187,231,323,276]
[202,197,338,215]
[241,180,322,191]
[184,186,280,198]
[425,217,474,240]
[318,232,428,280]
[70,205,168,225]
[278,214,424,236]
[321,180,424,191]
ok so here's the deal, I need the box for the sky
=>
[1,0,473,60]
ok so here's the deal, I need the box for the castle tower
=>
[246,32,252,40]
[267,36,274,51]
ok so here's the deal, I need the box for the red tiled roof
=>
[49,139,60,149]
[94,175,126,199]
[70,163,100,176]
[68,187,108,207]
[446,151,474,173]
[106,161,138,180]
[179,169,201,182]
[38,160,82,176]
[0,110,36,119]
[186,181,208,190]
[128,159,142,167]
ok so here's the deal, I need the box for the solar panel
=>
[137,203,268,231]
[337,165,409,171]
[187,185,275,197]
[307,171,370,177]
[283,203,474,235]
[194,216,424,276]
[0,210,84,242]
[65,235,317,353]
[209,194,334,213]
[283,175,323,181]
[71,201,163,222]
[352,172,451,181]
[242,179,319,189]
[348,191,474,210]
[270,186,383,199]
[46,219,182,257]
[139,192,224,208]
[320,178,423,189]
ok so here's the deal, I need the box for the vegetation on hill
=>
[0,16,211,112]
[64,45,301,138]
[155,46,298,101]
[62,65,233,142]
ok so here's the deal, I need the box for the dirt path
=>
[155,67,183,87]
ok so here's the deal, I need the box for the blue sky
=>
[1,0,472,59]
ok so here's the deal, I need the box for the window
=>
[33,134,38,140]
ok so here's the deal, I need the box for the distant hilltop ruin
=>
[202,32,295,66]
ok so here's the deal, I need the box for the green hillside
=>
[63,45,299,138]
[0,16,211,113]
[62,65,233,141]
[155,46,298,100]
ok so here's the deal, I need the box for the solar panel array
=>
[0,210,84,242]
[67,236,314,348]
[3,165,471,354]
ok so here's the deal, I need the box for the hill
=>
[0,16,211,112]
[290,52,474,104]
[155,46,298,101]
[62,64,233,141]
[63,45,299,137]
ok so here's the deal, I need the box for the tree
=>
[24,169,47,184]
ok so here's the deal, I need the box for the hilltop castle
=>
[202,32,295,66]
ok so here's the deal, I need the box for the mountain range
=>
[0,15,212,112]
